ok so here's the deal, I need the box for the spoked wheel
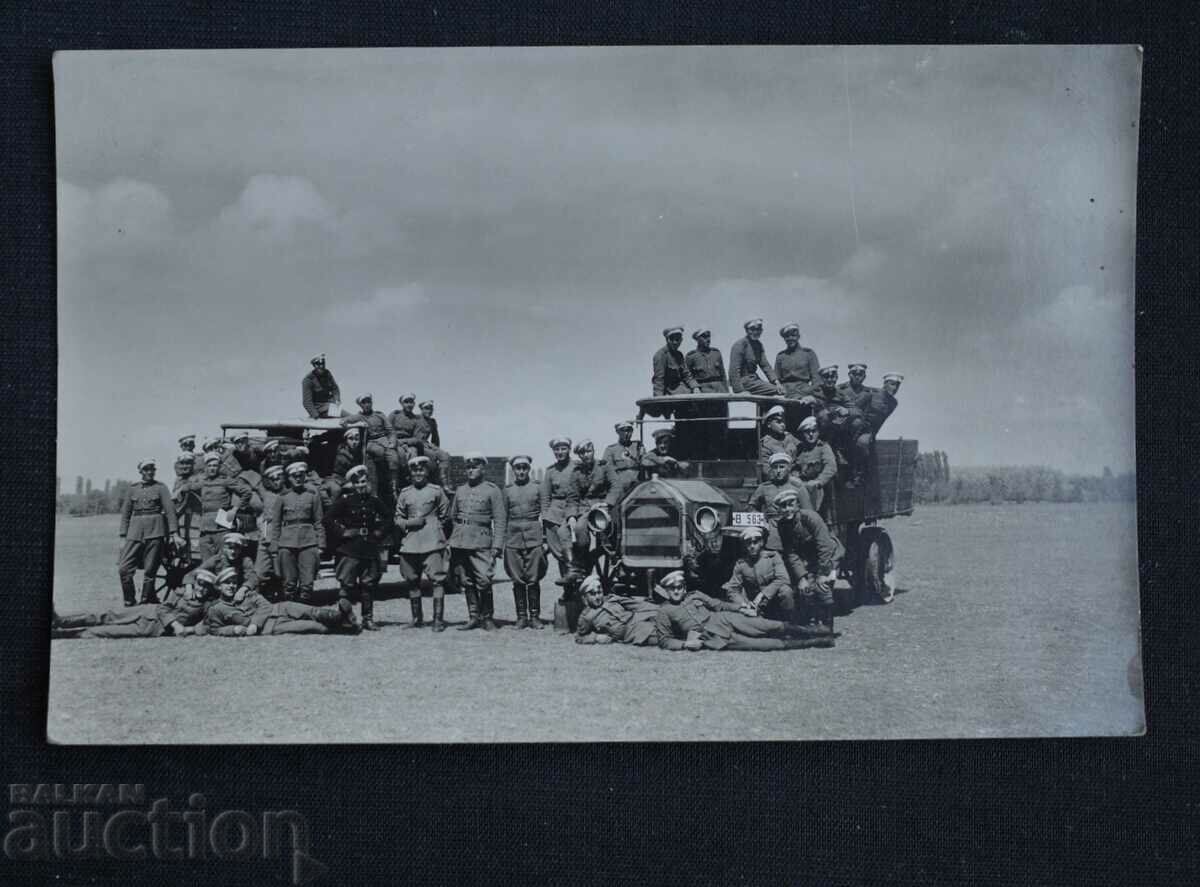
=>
[857,528,895,604]
[151,540,196,599]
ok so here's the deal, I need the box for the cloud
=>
[57,177,173,263]
[326,284,429,327]
[217,174,336,237]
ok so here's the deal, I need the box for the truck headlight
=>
[693,506,720,534]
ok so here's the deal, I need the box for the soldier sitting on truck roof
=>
[728,318,785,396]
[849,373,904,488]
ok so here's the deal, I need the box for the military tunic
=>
[576,596,661,646]
[728,336,778,395]
[416,414,441,448]
[116,480,179,604]
[189,551,258,592]
[641,450,688,478]
[722,550,793,609]
[685,347,729,392]
[655,592,801,652]
[601,440,646,507]
[502,479,546,585]
[328,488,393,590]
[777,509,843,607]
[748,479,815,550]
[651,345,698,397]
[449,479,507,592]
[571,460,609,551]
[269,488,325,601]
[205,591,342,636]
[253,486,281,588]
[57,587,211,639]
[394,483,450,585]
[760,432,800,467]
[302,369,341,418]
[185,474,254,558]
[775,346,822,397]
[540,461,581,575]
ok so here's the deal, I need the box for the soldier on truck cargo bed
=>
[838,363,877,401]
[653,570,833,652]
[759,405,800,470]
[791,415,837,514]
[850,373,904,487]
[353,393,402,499]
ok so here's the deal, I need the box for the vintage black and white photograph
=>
[50,45,1142,742]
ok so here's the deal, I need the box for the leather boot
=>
[120,574,137,607]
[405,594,425,628]
[783,636,835,649]
[313,605,344,629]
[361,590,380,631]
[54,611,100,630]
[783,621,831,639]
[337,596,361,632]
[481,588,499,631]
[431,595,446,632]
[818,603,835,636]
[458,587,483,630]
[140,577,160,605]
[526,584,544,630]
[512,585,529,630]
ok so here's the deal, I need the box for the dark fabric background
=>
[1,3,1195,884]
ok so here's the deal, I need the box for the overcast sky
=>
[55,46,1140,482]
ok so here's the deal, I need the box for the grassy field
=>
[47,504,1144,742]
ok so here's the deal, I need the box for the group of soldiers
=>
[647,318,904,486]
[63,336,903,651]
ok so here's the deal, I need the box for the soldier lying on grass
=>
[53,569,219,639]
[574,576,662,646]
[204,567,359,636]
[652,570,834,652]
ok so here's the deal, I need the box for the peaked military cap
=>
[848,363,868,372]
[355,393,373,405]
[400,393,416,403]
[263,439,281,453]
[798,415,819,430]
[573,439,593,455]
[310,353,326,365]
[764,405,786,420]
[231,431,250,443]
[692,328,711,340]
[175,453,196,464]
[222,532,247,547]
[137,459,157,471]
[203,452,221,465]
[345,465,369,482]
[285,461,308,475]
[549,437,572,449]
[178,434,196,446]
[740,525,767,541]
[768,452,793,466]
[744,317,764,330]
[659,570,686,589]
[779,322,800,337]
[419,399,434,409]
[819,364,839,376]
[651,427,675,441]
[216,567,239,585]
[509,454,533,467]
[883,373,905,383]
[773,488,801,506]
[192,569,218,587]
[662,326,685,338]
[579,575,603,595]
[614,420,635,432]
[264,465,285,479]
[407,455,430,467]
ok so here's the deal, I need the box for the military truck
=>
[583,393,916,610]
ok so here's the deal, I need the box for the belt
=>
[508,518,539,526]
[283,519,311,526]
[455,518,492,527]
[132,509,163,515]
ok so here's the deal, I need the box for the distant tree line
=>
[914,453,1135,504]
[57,476,130,516]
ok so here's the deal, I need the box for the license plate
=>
[731,511,767,528]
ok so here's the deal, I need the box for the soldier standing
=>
[177,435,200,476]
[327,464,393,632]
[230,432,267,474]
[774,488,842,633]
[253,465,286,599]
[748,453,814,552]
[503,455,546,630]
[601,420,646,508]
[117,459,180,606]
[393,455,451,631]
[172,454,202,541]
[850,373,903,487]
[791,415,838,513]
[449,454,506,631]
[184,452,252,561]
[269,461,326,603]
[202,437,242,479]
[540,437,581,581]
[353,394,402,499]
[728,318,784,396]
[301,353,346,418]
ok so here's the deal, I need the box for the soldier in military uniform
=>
[645,326,700,419]
[502,455,546,630]
[301,353,348,419]
[230,431,267,474]
[850,373,903,487]
[326,464,393,632]
[653,570,833,652]
[540,437,581,582]
[205,567,355,637]
[117,459,181,606]
[773,488,842,633]
[804,365,861,453]
[684,328,730,458]
[171,454,203,542]
[574,575,661,646]
[601,420,646,508]
[748,453,814,552]
[721,526,800,622]
[352,394,402,499]
[393,455,451,631]
[569,440,609,583]
[838,363,876,401]
[184,452,253,561]
[188,532,258,598]
[759,405,800,470]
[177,435,200,477]
[418,399,441,446]
[792,415,838,514]
[641,427,690,478]
[269,461,326,604]
[775,322,821,397]
[252,465,285,599]
[54,569,218,639]
[449,454,506,631]
[201,437,243,479]
[728,318,785,396]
